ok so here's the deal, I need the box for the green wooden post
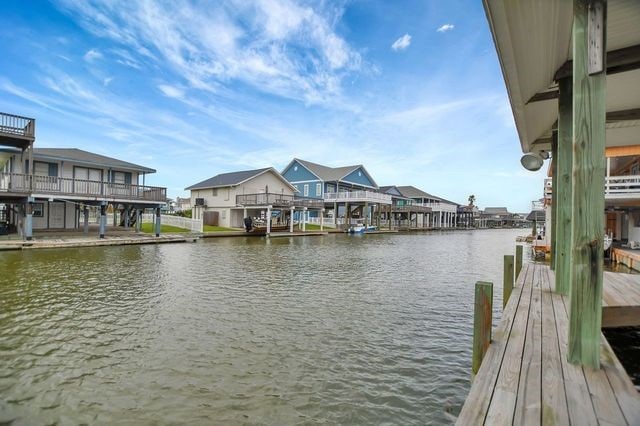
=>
[515,245,523,279]
[568,0,606,369]
[556,77,573,296]
[472,281,493,375]
[550,134,558,271]
[503,255,514,309]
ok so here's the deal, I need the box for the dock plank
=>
[540,267,570,425]
[549,269,599,426]
[458,263,640,425]
[456,263,531,424]
[513,263,542,424]
[484,263,535,424]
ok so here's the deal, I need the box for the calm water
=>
[1,229,524,424]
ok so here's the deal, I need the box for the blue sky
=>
[0,0,547,212]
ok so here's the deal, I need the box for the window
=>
[111,171,132,185]
[32,203,44,217]
[316,183,321,196]
[303,184,309,196]
[212,188,218,196]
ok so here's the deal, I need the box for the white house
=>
[185,167,303,228]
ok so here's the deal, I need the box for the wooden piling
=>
[472,281,493,375]
[555,77,573,296]
[515,245,523,278]
[503,255,514,309]
[568,0,606,369]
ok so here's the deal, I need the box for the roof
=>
[396,185,438,199]
[396,185,460,206]
[379,185,411,199]
[288,158,378,187]
[33,148,156,173]
[526,210,546,221]
[185,167,297,191]
[484,207,510,215]
[483,0,640,153]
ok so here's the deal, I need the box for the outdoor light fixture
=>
[520,152,544,171]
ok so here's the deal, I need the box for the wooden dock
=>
[612,248,640,273]
[457,262,640,425]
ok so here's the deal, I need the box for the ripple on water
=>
[0,229,526,424]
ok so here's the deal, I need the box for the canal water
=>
[0,229,532,424]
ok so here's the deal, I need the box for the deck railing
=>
[0,112,35,140]
[236,193,325,209]
[0,172,166,202]
[323,191,392,204]
[546,176,640,199]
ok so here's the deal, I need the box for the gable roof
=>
[396,185,460,206]
[380,185,412,199]
[33,148,156,173]
[285,158,378,187]
[396,185,439,200]
[484,207,510,215]
[185,167,297,191]
[526,210,545,221]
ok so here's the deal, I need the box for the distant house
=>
[175,196,191,212]
[380,185,432,228]
[0,121,166,239]
[396,186,459,228]
[281,158,391,224]
[185,167,299,228]
[481,207,518,228]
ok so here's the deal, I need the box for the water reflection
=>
[0,229,539,424]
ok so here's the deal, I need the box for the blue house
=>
[281,159,390,225]
[281,158,378,198]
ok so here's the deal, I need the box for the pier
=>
[458,261,640,424]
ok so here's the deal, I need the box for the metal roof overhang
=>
[483,0,640,154]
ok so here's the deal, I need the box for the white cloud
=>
[391,34,411,51]
[436,24,455,33]
[54,0,363,105]
[103,77,114,86]
[158,84,185,99]
[83,48,103,62]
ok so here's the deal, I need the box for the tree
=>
[468,194,476,207]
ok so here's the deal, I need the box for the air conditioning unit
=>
[195,198,205,206]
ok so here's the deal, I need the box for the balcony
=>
[323,190,392,204]
[0,172,166,203]
[0,112,35,149]
[236,193,325,209]
[545,176,640,202]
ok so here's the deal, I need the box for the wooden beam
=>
[606,108,640,123]
[605,144,640,158]
[556,77,573,297]
[550,133,558,271]
[554,44,640,81]
[568,0,606,369]
[527,89,559,104]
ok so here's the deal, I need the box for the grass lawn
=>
[140,223,190,233]
[302,224,323,231]
[203,225,239,232]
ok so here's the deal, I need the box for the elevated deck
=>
[0,112,35,149]
[458,263,640,425]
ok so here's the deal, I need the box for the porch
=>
[0,172,166,203]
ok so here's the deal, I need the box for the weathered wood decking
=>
[603,271,640,328]
[457,262,640,425]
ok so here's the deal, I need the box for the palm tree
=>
[468,194,476,207]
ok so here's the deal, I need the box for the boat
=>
[347,220,377,234]
[247,224,290,235]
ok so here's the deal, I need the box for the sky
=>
[0,0,548,212]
